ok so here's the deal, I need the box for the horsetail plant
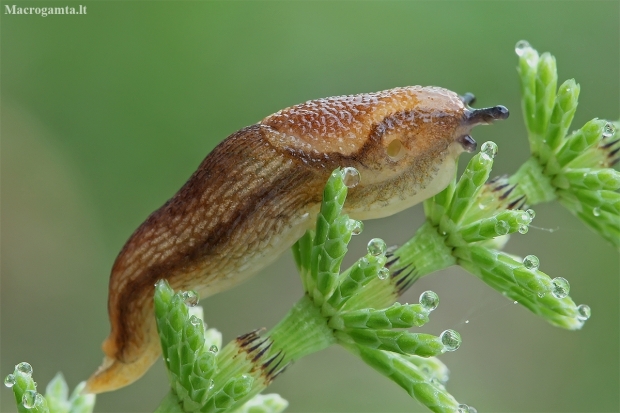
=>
[5,41,617,413]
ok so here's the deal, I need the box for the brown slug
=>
[84,86,508,393]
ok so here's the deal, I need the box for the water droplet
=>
[189,315,202,326]
[513,300,518,304]
[15,362,32,376]
[468,406,478,413]
[342,167,360,188]
[515,40,531,56]
[4,374,15,388]
[377,267,390,280]
[440,329,461,351]
[419,291,439,311]
[208,379,215,391]
[602,122,616,138]
[181,291,199,307]
[538,291,546,298]
[465,320,470,324]
[523,255,540,270]
[367,238,387,256]
[516,212,531,225]
[34,393,44,407]
[526,209,536,219]
[22,390,37,409]
[457,404,470,413]
[518,225,529,234]
[551,277,570,298]
[495,220,509,235]
[480,141,498,158]
[358,257,370,269]
[347,219,364,235]
[576,304,591,321]
[386,139,405,161]
[592,207,601,217]
[209,345,219,354]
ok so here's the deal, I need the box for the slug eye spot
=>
[386,139,405,161]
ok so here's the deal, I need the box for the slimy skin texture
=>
[84,86,508,393]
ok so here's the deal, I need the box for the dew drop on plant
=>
[189,315,201,326]
[458,404,474,413]
[523,255,539,270]
[358,257,370,269]
[551,277,570,298]
[209,345,219,354]
[495,220,509,235]
[342,167,360,188]
[4,374,15,388]
[377,267,390,280]
[16,362,32,377]
[419,291,439,311]
[526,209,536,219]
[481,141,498,158]
[516,212,531,225]
[182,291,199,307]
[576,304,591,321]
[592,207,601,217]
[479,153,492,163]
[468,406,478,413]
[208,379,215,391]
[538,291,546,298]
[440,329,461,351]
[518,224,529,234]
[367,238,387,256]
[515,40,531,56]
[347,219,364,235]
[22,390,37,409]
[602,122,616,138]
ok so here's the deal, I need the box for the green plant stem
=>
[268,295,336,364]
[393,222,456,277]
[509,157,557,205]
[154,391,185,413]
[346,222,455,309]
[203,296,336,412]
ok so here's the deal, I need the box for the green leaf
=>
[231,394,288,413]
[337,329,444,357]
[454,246,586,330]
[448,152,494,224]
[350,345,460,413]
[329,303,430,330]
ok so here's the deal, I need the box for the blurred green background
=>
[1,1,618,412]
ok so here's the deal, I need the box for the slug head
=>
[261,86,508,217]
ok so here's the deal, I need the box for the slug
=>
[84,86,508,393]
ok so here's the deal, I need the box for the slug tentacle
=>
[85,86,508,393]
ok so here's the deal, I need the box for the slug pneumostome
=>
[84,86,508,393]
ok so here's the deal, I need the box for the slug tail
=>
[83,342,160,394]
